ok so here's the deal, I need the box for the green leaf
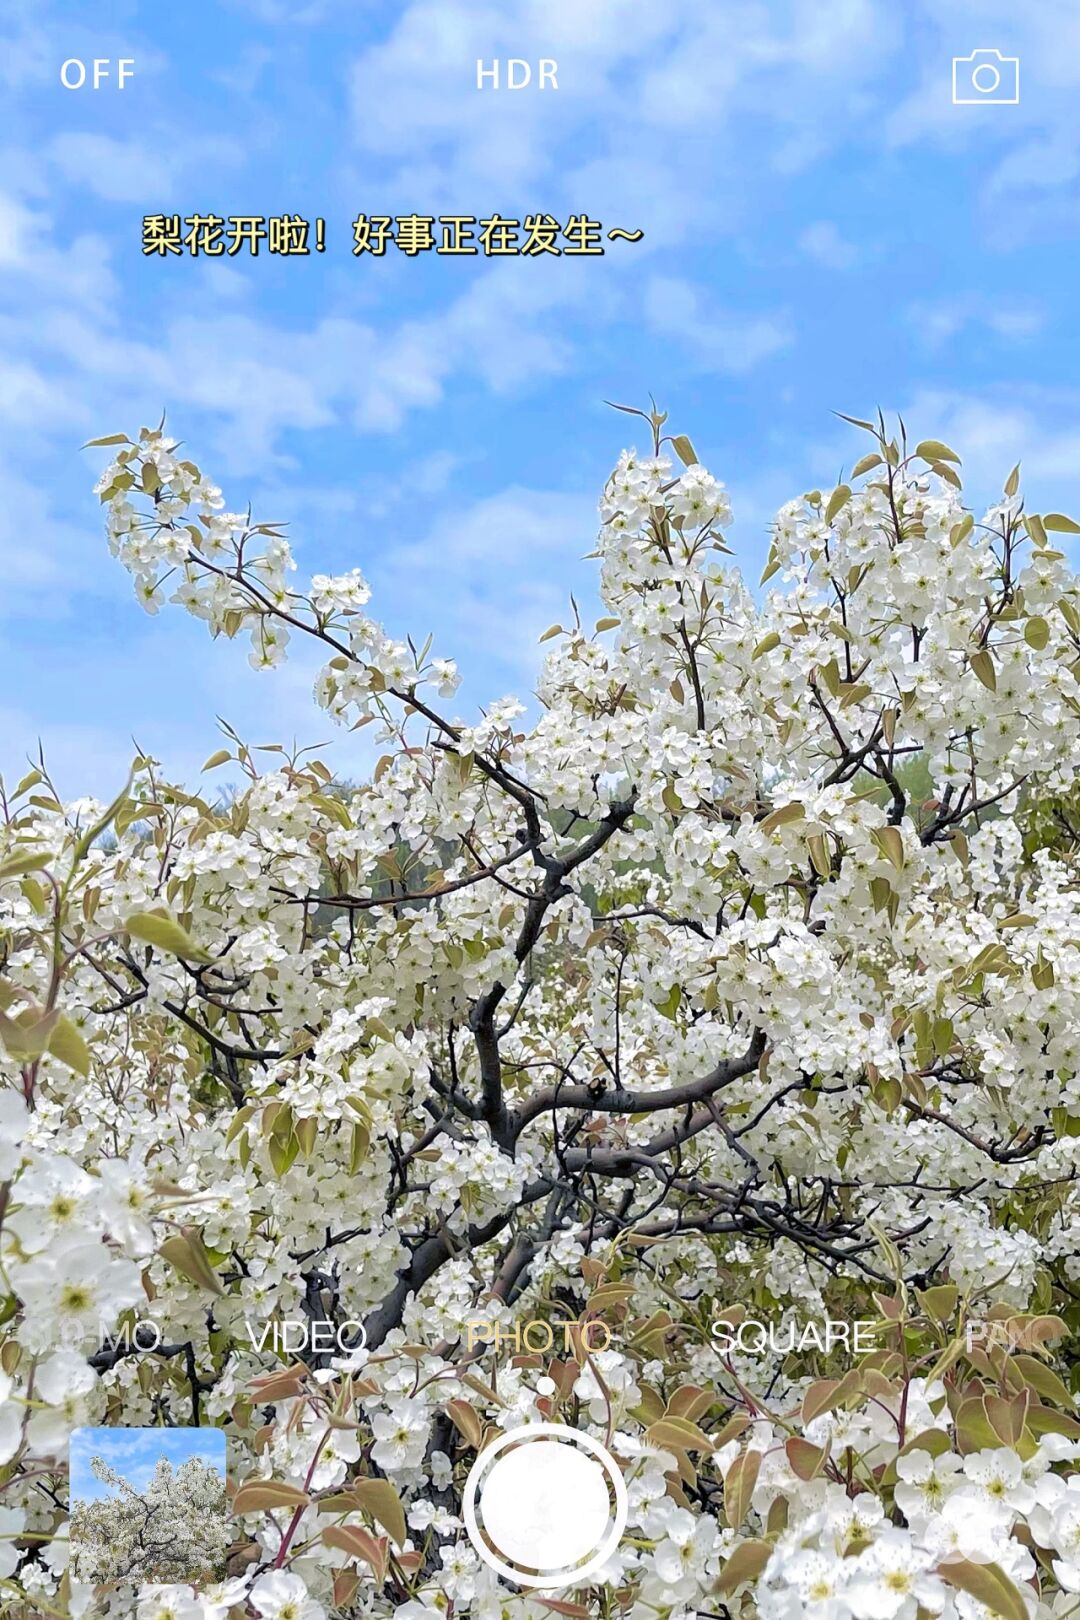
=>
[159,1227,225,1295]
[759,802,805,835]
[445,1399,483,1448]
[916,1283,958,1323]
[1033,952,1055,990]
[225,1105,255,1147]
[294,1117,318,1158]
[954,1396,1001,1454]
[1043,512,1080,534]
[311,794,351,831]
[48,1015,90,1078]
[595,616,621,632]
[1024,616,1050,650]
[656,984,682,1022]
[233,1479,311,1514]
[915,439,960,465]
[825,484,851,524]
[834,412,876,431]
[816,658,842,697]
[801,1377,841,1425]
[949,514,974,548]
[936,1560,1028,1620]
[785,1436,827,1481]
[969,649,997,692]
[0,849,51,880]
[82,433,132,448]
[268,1131,300,1177]
[538,624,564,643]
[760,554,782,586]
[72,769,136,866]
[716,1539,772,1595]
[851,452,882,477]
[899,1428,953,1459]
[352,1479,408,1548]
[322,1524,389,1582]
[349,1120,370,1174]
[670,434,699,467]
[752,631,781,659]
[124,909,211,962]
[201,749,232,771]
[0,1006,59,1062]
[646,1415,713,1452]
[21,878,45,915]
[1004,463,1020,498]
[1025,1404,1080,1439]
[807,833,832,879]
[99,472,134,503]
[1011,1354,1075,1409]
[723,1448,762,1529]
[970,942,1009,976]
[871,826,905,872]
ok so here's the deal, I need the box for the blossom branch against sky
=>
[2,1,1079,794]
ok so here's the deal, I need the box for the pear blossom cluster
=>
[0,410,1080,1616]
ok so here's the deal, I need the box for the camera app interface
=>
[0,4,1077,1619]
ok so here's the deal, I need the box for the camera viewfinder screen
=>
[0,7,1078,1620]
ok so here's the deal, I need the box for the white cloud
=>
[988,309,1044,339]
[0,361,82,429]
[377,485,598,685]
[5,247,613,471]
[0,451,103,610]
[0,707,153,804]
[798,221,858,269]
[907,295,1044,350]
[46,131,245,205]
[0,192,116,314]
[644,276,792,374]
[211,45,274,97]
[900,387,1080,506]
[228,0,351,21]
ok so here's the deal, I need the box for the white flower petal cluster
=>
[3,413,1080,1617]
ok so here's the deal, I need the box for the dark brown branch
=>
[512,1027,766,1138]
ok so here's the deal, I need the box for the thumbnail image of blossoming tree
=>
[2,405,1080,1617]
[69,1444,228,1587]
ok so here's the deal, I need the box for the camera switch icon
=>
[463,1423,628,1588]
[952,48,1020,104]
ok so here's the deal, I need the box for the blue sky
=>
[69,1425,226,1501]
[2,0,1080,796]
